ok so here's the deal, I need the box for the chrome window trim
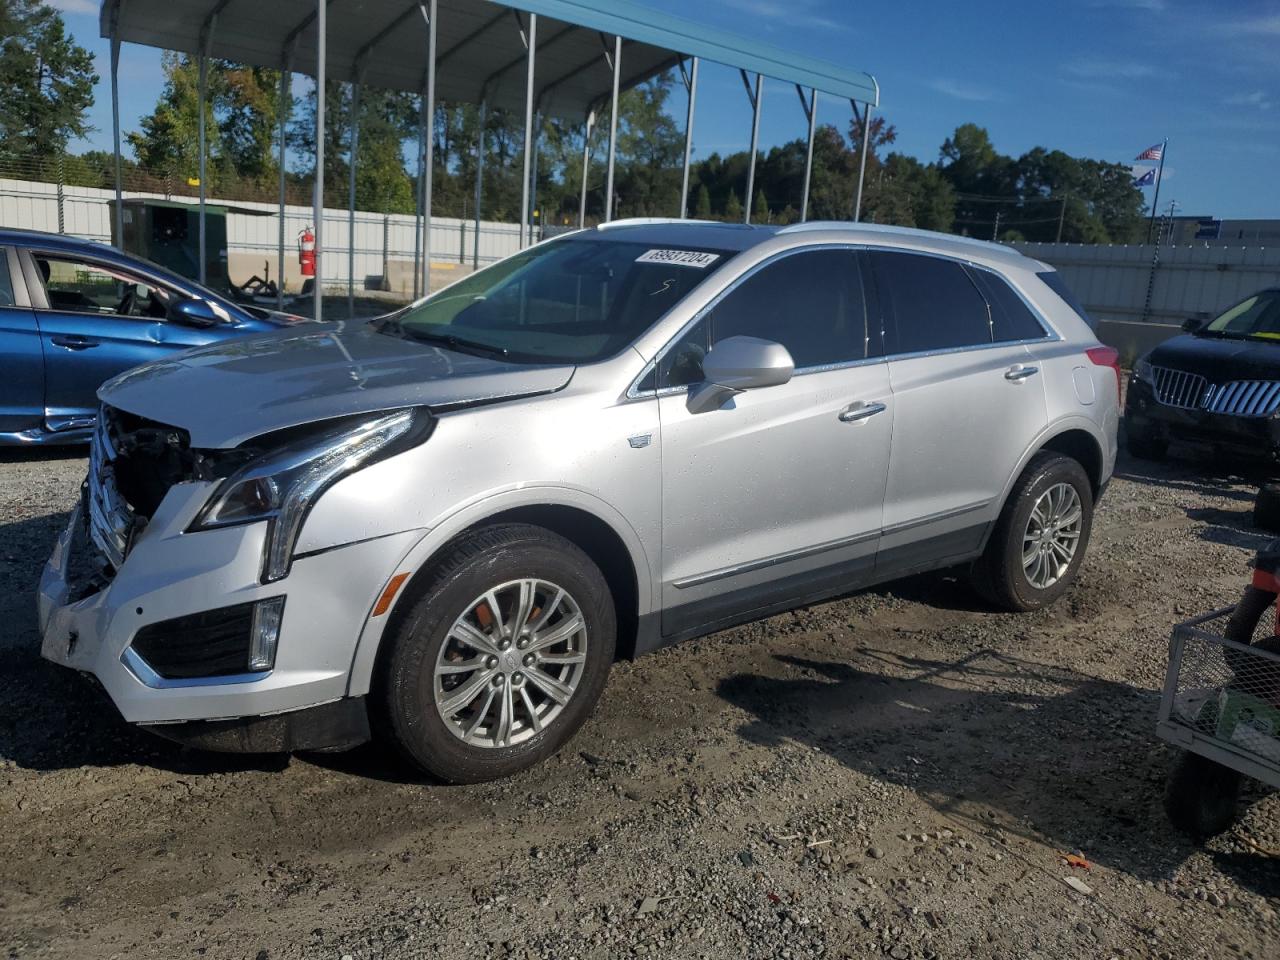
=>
[121,645,272,689]
[625,242,1060,401]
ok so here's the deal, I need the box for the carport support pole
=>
[197,33,213,285]
[744,72,762,225]
[679,57,699,219]
[276,55,292,310]
[604,35,621,222]
[347,81,361,318]
[854,100,872,223]
[800,87,816,222]
[578,111,593,229]
[313,0,326,323]
[109,13,123,250]
[473,100,486,269]
[518,14,537,248]
[422,0,437,294]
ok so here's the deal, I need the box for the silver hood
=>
[98,321,575,448]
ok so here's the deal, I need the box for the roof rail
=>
[596,217,722,231]
[778,220,1006,253]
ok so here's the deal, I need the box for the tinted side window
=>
[968,268,1046,342]
[0,250,15,307]
[655,249,866,388]
[1036,270,1093,330]
[33,255,175,319]
[871,251,991,354]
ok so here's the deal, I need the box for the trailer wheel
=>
[1254,483,1280,534]
[1164,751,1241,838]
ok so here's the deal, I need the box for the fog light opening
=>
[248,597,286,672]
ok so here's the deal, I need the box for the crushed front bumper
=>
[38,481,419,744]
[1125,377,1280,459]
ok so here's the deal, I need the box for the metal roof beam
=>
[354,1,424,66]
[436,9,507,69]
[283,0,340,51]
[484,21,577,91]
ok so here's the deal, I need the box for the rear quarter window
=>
[967,267,1047,343]
[1036,270,1093,331]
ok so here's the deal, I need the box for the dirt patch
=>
[1,445,1276,959]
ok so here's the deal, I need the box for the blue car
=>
[0,228,305,445]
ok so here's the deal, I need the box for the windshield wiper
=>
[402,328,513,360]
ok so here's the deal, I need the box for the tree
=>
[0,0,96,167]
[131,54,284,193]
[694,183,711,219]
[752,188,768,222]
[724,188,743,221]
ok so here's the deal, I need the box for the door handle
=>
[51,335,98,350]
[838,401,887,423]
[1004,365,1039,382]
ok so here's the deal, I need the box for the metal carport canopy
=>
[99,0,878,119]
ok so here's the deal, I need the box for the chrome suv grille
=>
[1150,366,1209,410]
[1204,380,1280,418]
[86,412,134,571]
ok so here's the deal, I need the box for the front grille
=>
[1150,366,1209,410]
[86,412,133,571]
[1204,380,1280,418]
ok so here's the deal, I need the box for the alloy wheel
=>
[433,578,588,748]
[1022,482,1083,589]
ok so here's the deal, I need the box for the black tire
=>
[1164,750,1241,838]
[971,452,1094,612]
[372,523,615,783]
[1254,483,1280,533]
[1126,427,1168,461]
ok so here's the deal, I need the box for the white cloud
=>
[1219,13,1280,36]
[1066,59,1165,80]
[713,0,852,33]
[1226,90,1273,111]
[928,78,998,102]
[1088,0,1167,10]
[46,0,98,14]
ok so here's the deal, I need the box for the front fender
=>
[341,484,656,698]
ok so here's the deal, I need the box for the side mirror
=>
[1181,317,1205,333]
[169,298,221,328]
[686,335,794,414]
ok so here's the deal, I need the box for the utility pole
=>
[992,209,1001,241]
[1055,195,1066,243]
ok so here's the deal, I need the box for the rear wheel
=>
[971,452,1094,612]
[373,524,615,783]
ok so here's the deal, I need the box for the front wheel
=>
[971,452,1094,612]
[373,524,616,783]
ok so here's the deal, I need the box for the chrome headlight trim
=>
[192,409,432,583]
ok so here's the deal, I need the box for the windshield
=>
[1202,290,1280,341]
[378,235,734,363]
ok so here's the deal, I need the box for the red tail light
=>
[1086,346,1122,402]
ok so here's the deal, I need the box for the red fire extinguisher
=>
[298,226,316,278]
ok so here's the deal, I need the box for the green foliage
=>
[0,0,96,165]
[725,189,743,220]
[694,183,711,219]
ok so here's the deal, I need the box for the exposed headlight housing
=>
[192,409,431,582]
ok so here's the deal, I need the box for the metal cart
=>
[1158,600,1280,836]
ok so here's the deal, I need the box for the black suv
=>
[1126,288,1280,463]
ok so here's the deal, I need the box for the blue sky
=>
[51,0,1280,219]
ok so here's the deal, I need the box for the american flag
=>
[1135,143,1163,161]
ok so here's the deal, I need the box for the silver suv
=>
[39,220,1119,782]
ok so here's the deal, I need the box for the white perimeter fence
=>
[1014,242,1280,359]
[0,176,529,298]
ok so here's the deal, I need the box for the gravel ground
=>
[1,444,1278,960]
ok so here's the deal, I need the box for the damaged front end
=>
[83,404,433,594]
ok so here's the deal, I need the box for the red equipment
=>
[298,226,316,278]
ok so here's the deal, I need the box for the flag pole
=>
[1146,138,1167,245]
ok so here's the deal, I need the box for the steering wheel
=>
[116,285,137,316]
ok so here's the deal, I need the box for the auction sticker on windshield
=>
[635,249,721,268]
